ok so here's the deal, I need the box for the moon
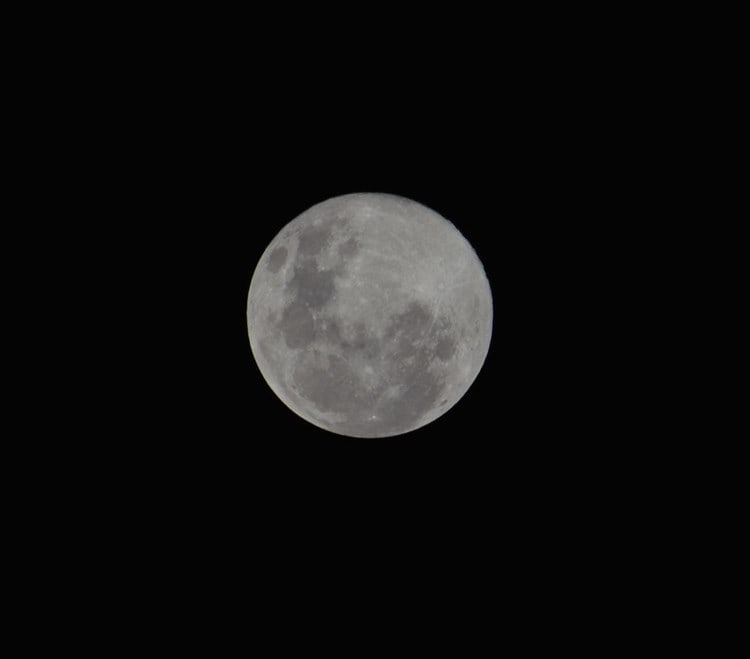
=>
[247,193,493,438]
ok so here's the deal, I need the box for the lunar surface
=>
[247,193,493,438]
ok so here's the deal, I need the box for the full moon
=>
[247,193,493,438]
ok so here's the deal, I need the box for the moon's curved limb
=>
[247,193,492,438]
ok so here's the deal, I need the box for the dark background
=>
[65,18,643,514]
[119,76,627,516]
[22,9,688,637]
[99,90,628,580]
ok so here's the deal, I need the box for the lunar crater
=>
[338,237,359,260]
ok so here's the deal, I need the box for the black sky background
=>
[24,10,684,636]
[74,21,644,513]
[109,62,633,516]
[44,4,657,550]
